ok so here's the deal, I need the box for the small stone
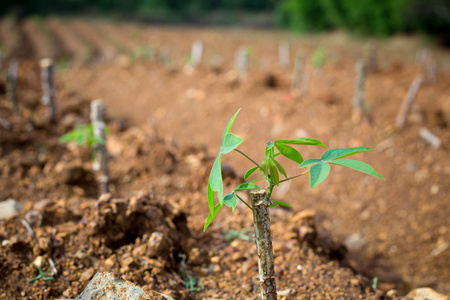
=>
[210,256,220,264]
[32,256,46,268]
[0,199,23,219]
[104,254,116,268]
[79,268,95,282]
[277,289,293,296]
[212,264,221,272]
[344,233,368,252]
[430,184,439,195]
[406,287,448,300]
[386,289,397,298]
[25,210,43,227]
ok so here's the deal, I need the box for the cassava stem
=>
[250,190,277,300]
[90,99,110,196]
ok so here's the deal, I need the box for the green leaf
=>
[59,132,78,143]
[207,181,215,212]
[272,200,293,208]
[321,147,375,161]
[220,133,243,154]
[93,136,106,145]
[298,158,322,168]
[275,138,326,147]
[234,181,261,191]
[244,166,258,180]
[221,109,241,145]
[274,143,304,164]
[273,159,287,178]
[204,203,222,231]
[329,159,385,180]
[309,161,330,188]
[77,134,87,146]
[268,160,280,186]
[260,157,270,174]
[224,192,237,211]
[209,156,223,204]
[265,145,275,157]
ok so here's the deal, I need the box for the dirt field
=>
[0,17,449,299]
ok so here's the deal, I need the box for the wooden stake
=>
[235,47,249,80]
[191,40,203,67]
[419,128,441,149]
[279,41,290,69]
[366,45,378,73]
[395,77,423,130]
[40,58,57,123]
[90,99,110,196]
[291,52,305,91]
[250,190,277,300]
[352,60,366,124]
[6,59,18,114]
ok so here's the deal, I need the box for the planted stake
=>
[419,127,441,149]
[90,99,110,196]
[40,58,57,123]
[352,60,366,124]
[6,59,18,114]
[291,52,305,91]
[279,41,290,69]
[191,40,203,67]
[250,190,277,300]
[366,44,378,73]
[235,47,249,80]
[395,77,423,130]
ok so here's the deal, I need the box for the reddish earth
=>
[0,18,449,299]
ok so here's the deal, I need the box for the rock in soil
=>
[406,287,449,300]
[76,272,165,300]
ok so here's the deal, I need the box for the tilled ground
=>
[0,18,449,299]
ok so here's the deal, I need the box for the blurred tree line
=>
[277,0,450,38]
[1,0,450,39]
[0,0,276,18]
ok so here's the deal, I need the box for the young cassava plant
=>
[59,124,108,159]
[204,109,384,300]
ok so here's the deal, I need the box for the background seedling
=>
[205,109,384,299]
[311,46,327,69]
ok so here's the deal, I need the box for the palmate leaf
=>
[223,192,237,210]
[269,200,293,209]
[221,133,243,154]
[273,159,287,179]
[244,166,258,180]
[321,147,374,160]
[206,109,245,231]
[268,160,280,186]
[274,143,304,164]
[223,180,262,211]
[273,138,325,165]
[328,159,384,180]
[204,203,222,231]
[309,160,330,188]
[234,181,261,191]
[298,147,384,188]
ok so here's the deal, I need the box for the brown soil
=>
[0,18,449,299]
